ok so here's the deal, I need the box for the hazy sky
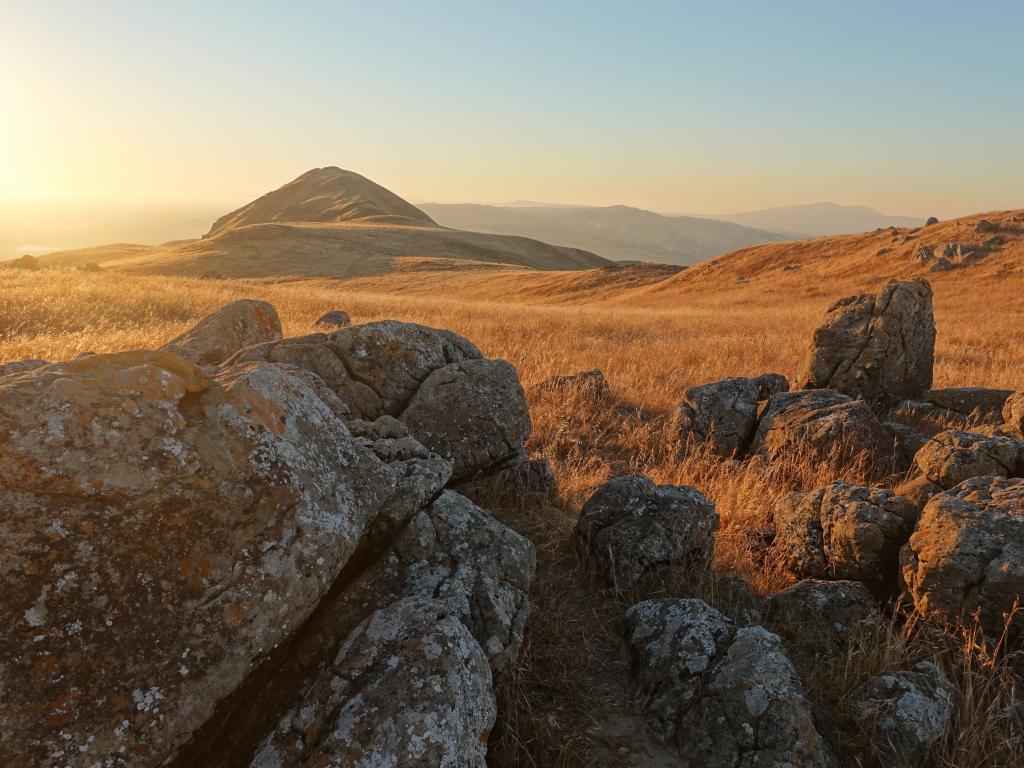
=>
[3,1,1023,219]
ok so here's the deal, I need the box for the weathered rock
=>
[925,216,939,226]
[573,476,717,590]
[625,599,831,768]
[894,474,944,514]
[231,320,482,421]
[676,376,762,457]
[1003,390,1024,438]
[751,389,895,471]
[0,352,429,766]
[890,387,1012,434]
[797,280,935,403]
[848,661,955,768]
[313,309,351,330]
[401,358,532,482]
[913,430,1024,489]
[250,597,495,768]
[0,357,48,376]
[765,579,879,651]
[754,372,791,399]
[975,219,999,234]
[901,476,1024,634]
[162,299,283,365]
[773,481,917,596]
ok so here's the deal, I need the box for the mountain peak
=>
[205,167,436,237]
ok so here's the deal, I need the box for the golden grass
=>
[2,264,1023,767]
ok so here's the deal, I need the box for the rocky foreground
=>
[2,279,1023,767]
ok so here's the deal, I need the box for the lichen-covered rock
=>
[249,597,496,768]
[625,599,831,768]
[913,430,1024,489]
[162,299,283,365]
[676,376,762,457]
[573,476,717,590]
[401,358,532,482]
[848,662,955,768]
[901,476,1024,634]
[773,481,917,596]
[765,579,879,651]
[0,357,48,376]
[1002,389,1024,438]
[313,309,351,329]
[798,280,935,403]
[0,352,435,766]
[751,389,894,472]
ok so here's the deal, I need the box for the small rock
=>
[162,299,283,365]
[765,579,879,652]
[537,369,610,398]
[924,216,939,226]
[848,661,955,768]
[0,358,48,377]
[313,310,352,330]
[975,219,999,234]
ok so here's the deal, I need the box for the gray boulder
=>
[848,662,955,768]
[250,597,495,768]
[765,579,879,651]
[797,280,935,403]
[676,374,789,457]
[625,599,832,768]
[573,476,717,590]
[901,476,1024,635]
[313,309,351,329]
[162,299,283,365]
[773,481,917,596]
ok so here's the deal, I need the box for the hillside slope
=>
[713,202,923,238]
[421,202,785,265]
[41,169,612,277]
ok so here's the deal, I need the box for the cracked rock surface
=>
[625,598,832,768]
[573,476,718,590]
[912,430,1024,489]
[676,374,788,457]
[773,481,917,596]
[901,476,1024,634]
[797,279,935,404]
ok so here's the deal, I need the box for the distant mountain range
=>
[420,203,785,266]
[709,202,924,238]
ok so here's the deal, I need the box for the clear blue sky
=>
[3,0,1022,217]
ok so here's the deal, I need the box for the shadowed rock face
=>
[902,476,1024,635]
[625,599,832,768]
[798,279,935,404]
[676,375,785,458]
[573,476,718,590]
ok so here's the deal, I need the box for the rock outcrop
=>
[573,476,717,590]
[675,374,789,457]
[0,305,538,767]
[162,299,283,365]
[625,598,832,768]
[772,481,917,596]
[901,476,1024,635]
[848,662,955,768]
[798,280,935,404]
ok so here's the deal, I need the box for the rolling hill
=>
[712,202,924,238]
[420,202,785,265]
[40,168,612,277]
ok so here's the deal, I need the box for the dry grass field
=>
[3,214,1024,768]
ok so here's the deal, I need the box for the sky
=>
[2,0,1023,246]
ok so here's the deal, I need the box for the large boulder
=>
[848,662,955,768]
[625,599,831,768]
[250,597,496,768]
[798,280,935,403]
[912,430,1024,489]
[676,374,789,457]
[901,476,1024,635]
[772,481,917,596]
[751,389,895,472]
[573,476,717,590]
[0,352,443,766]
[162,299,283,365]
[400,358,532,482]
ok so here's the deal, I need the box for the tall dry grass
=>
[2,266,1023,767]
